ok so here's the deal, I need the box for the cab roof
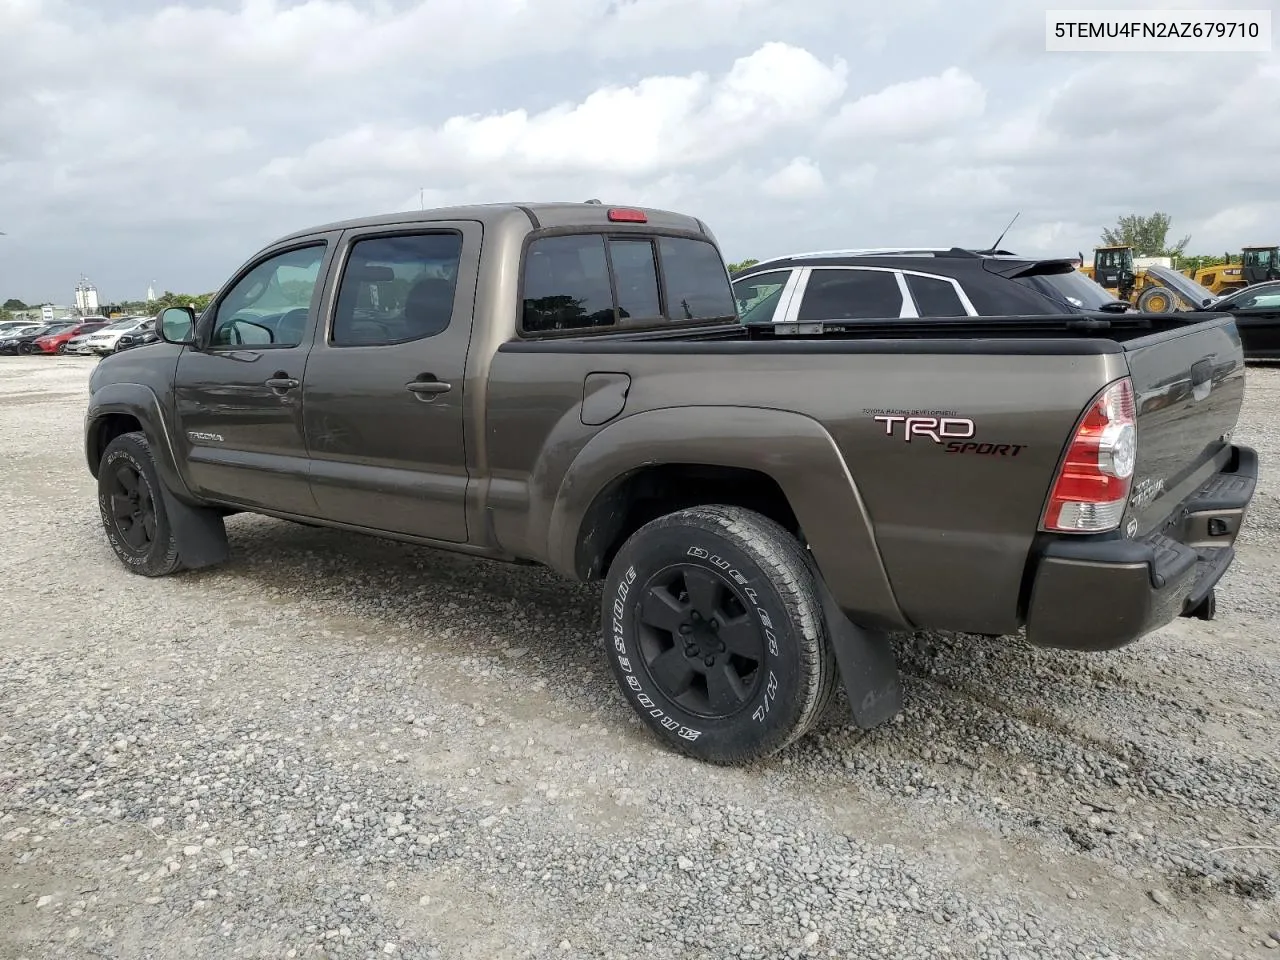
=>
[272,201,712,246]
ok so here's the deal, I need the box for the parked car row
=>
[0,315,157,356]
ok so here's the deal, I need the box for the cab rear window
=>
[521,233,734,334]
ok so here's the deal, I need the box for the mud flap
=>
[810,567,902,730]
[159,485,230,570]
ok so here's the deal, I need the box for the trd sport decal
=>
[867,410,1025,457]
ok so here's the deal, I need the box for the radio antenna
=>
[988,211,1021,253]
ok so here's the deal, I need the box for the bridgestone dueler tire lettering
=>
[97,431,185,578]
[601,505,837,765]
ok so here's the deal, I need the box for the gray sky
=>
[1,0,1276,304]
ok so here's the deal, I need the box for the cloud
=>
[824,68,986,144]
[249,42,847,185]
[760,158,826,200]
[0,0,1277,302]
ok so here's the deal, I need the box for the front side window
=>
[796,269,904,322]
[210,244,326,348]
[732,271,790,324]
[905,274,968,318]
[1236,286,1280,310]
[332,232,463,346]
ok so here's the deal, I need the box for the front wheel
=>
[97,432,185,577]
[601,505,837,765]
[1137,286,1174,313]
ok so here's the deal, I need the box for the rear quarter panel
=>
[484,342,1125,635]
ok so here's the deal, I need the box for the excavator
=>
[1185,245,1280,295]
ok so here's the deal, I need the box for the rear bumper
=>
[1025,444,1257,651]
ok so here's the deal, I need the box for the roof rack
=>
[749,247,1000,269]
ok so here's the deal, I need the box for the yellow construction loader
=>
[1185,245,1279,295]
[1078,246,1215,313]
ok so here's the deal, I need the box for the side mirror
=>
[158,306,196,345]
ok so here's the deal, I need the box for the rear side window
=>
[521,233,735,334]
[905,274,968,318]
[657,237,736,321]
[796,269,903,322]
[332,232,463,346]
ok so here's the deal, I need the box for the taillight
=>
[1042,377,1137,533]
[607,207,647,223]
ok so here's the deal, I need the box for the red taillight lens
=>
[1042,377,1138,533]
[607,207,647,223]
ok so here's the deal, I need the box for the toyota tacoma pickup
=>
[84,201,1257,765]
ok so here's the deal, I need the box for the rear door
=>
[301,223,480,543]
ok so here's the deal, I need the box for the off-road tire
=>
[601,505,837,765]
[1137,286,1174,313]
[97,431,185,577]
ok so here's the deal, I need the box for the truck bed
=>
[490,311,1245,637]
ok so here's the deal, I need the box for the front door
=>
[1232,292,1280,357]
[302,224,479,543]
[173,239,335,514]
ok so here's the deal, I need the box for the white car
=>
[82,317,156,355]
[63,333,100,355]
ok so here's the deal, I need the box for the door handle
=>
[406,379,452,397]
[265,376,299,391]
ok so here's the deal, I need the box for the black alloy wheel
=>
[601,504,837,765]
[634,564,765,719]
[106,460,157,553]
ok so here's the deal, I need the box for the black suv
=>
[731,248,1129,325]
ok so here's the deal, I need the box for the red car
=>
[31,320,109,354]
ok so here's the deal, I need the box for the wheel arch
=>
[85,383,194,501]
[547,406,909,630]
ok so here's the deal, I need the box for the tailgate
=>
[1122,314,1245,535]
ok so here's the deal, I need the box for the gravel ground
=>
[1,355,1277,960]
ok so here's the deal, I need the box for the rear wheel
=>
[601,505,836,765]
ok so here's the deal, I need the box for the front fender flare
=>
[85,382,195,502]
[546,405,908,630]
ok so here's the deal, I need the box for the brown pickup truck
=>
[84,201,1257,765]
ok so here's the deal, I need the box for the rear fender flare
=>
[547,406,908,630]
[86,383,195,502]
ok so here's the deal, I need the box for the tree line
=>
[724,212,1261,277]
[1,291,216,322]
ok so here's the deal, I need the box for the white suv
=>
[81,317,156,356]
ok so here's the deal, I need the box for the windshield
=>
[1014,269,1120,311]
[1244,248,1275,268]
[1143,265,1214,308]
